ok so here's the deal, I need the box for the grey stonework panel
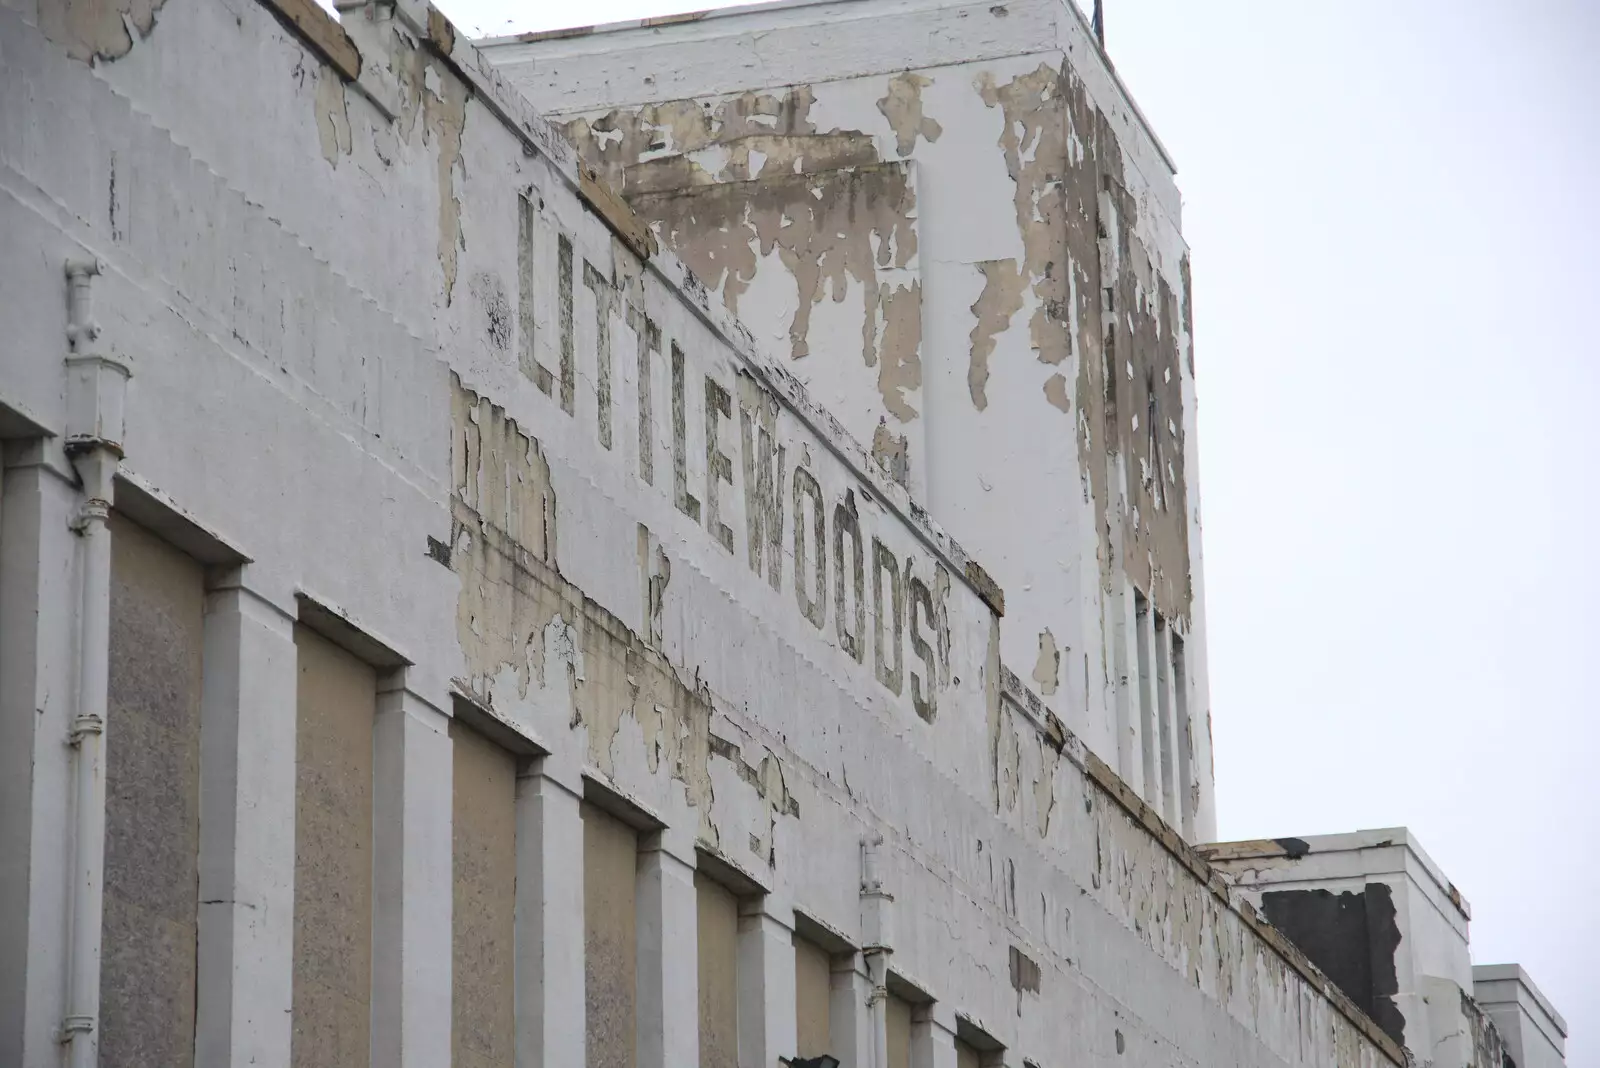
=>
[291,626,376,1068]
[451,720,518,1068]
[102,513,204,1068]
[583,803,638,1068]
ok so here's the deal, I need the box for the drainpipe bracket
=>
[67,495,112,535]
[67,714,104,747]
[58,1014,95,1042]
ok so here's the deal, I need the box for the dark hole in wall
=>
[1259,883,1406,1046]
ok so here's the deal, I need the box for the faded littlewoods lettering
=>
[507,206,960,710]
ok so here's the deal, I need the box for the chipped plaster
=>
[36,0,167,65]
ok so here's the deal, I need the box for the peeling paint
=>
[877,72,943,157]
[1043,372,1070,413]
[968,258,1026,410]
[873,279,922,423]
[451,375,558,702]
[391,32,469,304]
[1032,628,1060,696]
[426,68,468,306]
[314,64,352,166]
[872,421,910,487]
[978,62,1191,621]
[631,165,919,384]
[38,0,167,65]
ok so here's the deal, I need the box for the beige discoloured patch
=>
[696,874,740,1068]
[427,70,468,304]
[978,63,1192,622]
[314,65,352,166]
[1032,733,1063,838]
[1043,372,1071,413]
[564,86,861,194]
[451,377,558,702]
[634,165,918,369]
[873,280,922,422]
[38,0,166,64]
[1032,628,1059,695]
[103,515,202,1068]
[967,258,1026,410]
[976,67,1075,374]
[450,377,726,845]
[872,420,910,487]
[292,625,376,1068]
[583,804,638,1068]
[564,89,925,463]
[451,722,517,1068]
[877,72,943,156]
[390,34,469,304]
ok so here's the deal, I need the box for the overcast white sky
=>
[420,0,1598,1054]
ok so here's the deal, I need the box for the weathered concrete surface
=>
[1203,830,1523,1068]
[1473,964,1568,1068]
[485,0,1214,841]
[0,1,1400,1066]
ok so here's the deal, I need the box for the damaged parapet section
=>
[1201,830,1564,1068]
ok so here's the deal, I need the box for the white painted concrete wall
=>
[1473,965,1568,1068]
[0,1,1393,1066]
[484,0,1216,842]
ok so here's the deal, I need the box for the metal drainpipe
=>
[860,835,894,1068]
[59,259,129,1068]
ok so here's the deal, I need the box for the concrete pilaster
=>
[1111,585,1143,798]
[514,763,586,1068]
[910,1003,959,1068]
[830,954,874,1068]
[1154,620,1184,835]
[739,897,797,1068]
[0,445,80,1068]
[195,575,298,1068]
[1134,594,1163,817]
[636,837,699,1068]
[372,678,453,1068]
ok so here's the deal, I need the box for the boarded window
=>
[793,933,832,1058]
[956,1037,982,1068]
[452,721,518,1068]
[696,874,740,1068]
[101,514,204,1068]
[584,803,637,1068]
[886,991,913,1068]
[291,625,376,1068]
